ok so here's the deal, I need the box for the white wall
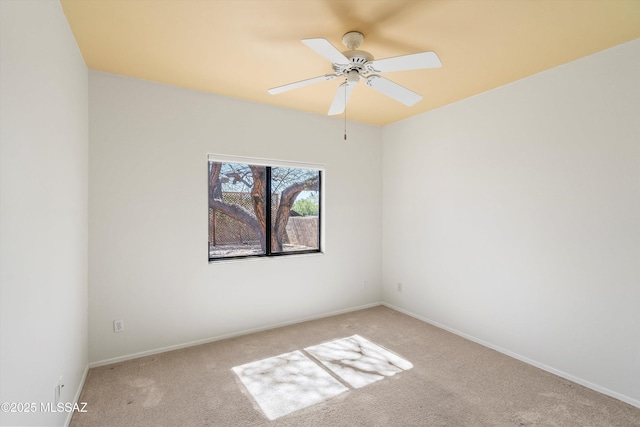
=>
[88,71,383,364]
[382,39,640,406]
[0,1,89,426]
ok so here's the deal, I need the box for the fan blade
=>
[268,74,337,95]
[365,52,441,73]
[302,38,350,65]
[365,75,422,106]
[328,82,356,115]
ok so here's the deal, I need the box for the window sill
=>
[208,251,324,265]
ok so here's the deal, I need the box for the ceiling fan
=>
[268,31,442,115]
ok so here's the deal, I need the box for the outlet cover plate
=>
[113,319,124,333]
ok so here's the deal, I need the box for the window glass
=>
[270,167,320,253]
[208,160,321,261]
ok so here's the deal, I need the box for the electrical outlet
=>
[113,319,124,333]
[363,280,368,290]
[397,282,402,292]
[54,376,63,404]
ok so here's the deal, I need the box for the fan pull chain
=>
[344,81,348,141]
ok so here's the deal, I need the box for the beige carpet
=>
[71,306,640,426]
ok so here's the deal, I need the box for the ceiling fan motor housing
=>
[344,50,374,64]
[334,49,374,75]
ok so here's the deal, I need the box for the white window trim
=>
[207,153,324,171]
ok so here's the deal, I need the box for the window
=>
[208,156,322,261]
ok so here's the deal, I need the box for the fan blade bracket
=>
[363,64,380,74]
[333,63,352,74]
[364,75,377,89]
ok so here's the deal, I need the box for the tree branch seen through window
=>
[208,161,321,260]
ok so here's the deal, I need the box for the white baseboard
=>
[89,302,383,368]
[64,363,89,427]
[382,302,640,409]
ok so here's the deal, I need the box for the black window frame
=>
[208,157,323,262]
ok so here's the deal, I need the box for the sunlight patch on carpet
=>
[232,335,412,420]
[232,350,348,420]
[304,334,413,388]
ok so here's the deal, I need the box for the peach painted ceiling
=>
[60,0,640,126]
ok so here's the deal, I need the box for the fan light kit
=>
[268,31,442,117]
